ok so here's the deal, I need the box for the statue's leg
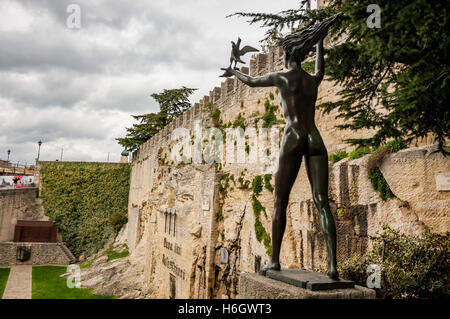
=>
[260,127,304,275]
[305,153,339,280]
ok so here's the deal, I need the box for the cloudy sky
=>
[0,0,315,165]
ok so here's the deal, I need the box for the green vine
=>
[367,140,407,201]
[262,99,278,128]
[263,174,274,193]
[232,113,246,130]
[251,176,272,258]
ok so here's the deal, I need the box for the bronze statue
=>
[220,15,341,279]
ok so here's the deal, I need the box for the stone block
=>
[239,272,375,299]
[265,269,355,291]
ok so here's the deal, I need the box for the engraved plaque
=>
[436,172,450,191]
[202,195,210,211]
[220,247,229,264]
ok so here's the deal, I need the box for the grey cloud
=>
[1,0,301,164]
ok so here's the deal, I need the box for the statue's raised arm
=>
[220,67,279,87]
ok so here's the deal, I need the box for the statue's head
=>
[281,13,341,69]
[284,49,307,69]
[282,31,311,69]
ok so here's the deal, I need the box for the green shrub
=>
[366,140,406,200]
[40,162,131,258]
[368,168,395,200]
[109,212,128,233]
[348,146,371,160]
[328,151,348,163]
[269,92,275,100]
[339,226,449,299]
[385,139,407,153]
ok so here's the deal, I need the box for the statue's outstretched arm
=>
[221,68,278,88]
[315,38,324,83]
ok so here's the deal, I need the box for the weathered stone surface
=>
[240,273,375,299]
[265,269,355,291]
[380,145,450,233]
[91,255,108,267]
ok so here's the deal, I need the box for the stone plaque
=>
[436,172,450,191]
[202,195,210,211]
[220,247,229,264]
[265,269,355,291]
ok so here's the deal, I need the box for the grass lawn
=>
[0,268,11,298]
[32,266,115,299]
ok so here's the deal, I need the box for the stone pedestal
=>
[239,272,376,299]
[265,269,355,291]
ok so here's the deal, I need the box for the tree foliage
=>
[117,87,197,152]
[230,0,449,152]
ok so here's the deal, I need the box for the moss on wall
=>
[39,162,131,258]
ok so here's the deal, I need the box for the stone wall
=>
[0,188,48,242]
[131,164,220,298]
[125,141,449,299]
[0,242,76,266]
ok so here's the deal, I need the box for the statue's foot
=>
[259,261,280,276]
[327,267,339,280]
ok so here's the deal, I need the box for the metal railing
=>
[0,160,34,169]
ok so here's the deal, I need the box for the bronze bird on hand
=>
[220,37,259,77]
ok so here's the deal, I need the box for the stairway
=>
[57,243,77,264]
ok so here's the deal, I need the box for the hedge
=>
[40,162,131,258]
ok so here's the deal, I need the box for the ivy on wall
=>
[252,175,272,258]
[39,162,131,258]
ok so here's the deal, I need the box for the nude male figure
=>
[221,31,339,279]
